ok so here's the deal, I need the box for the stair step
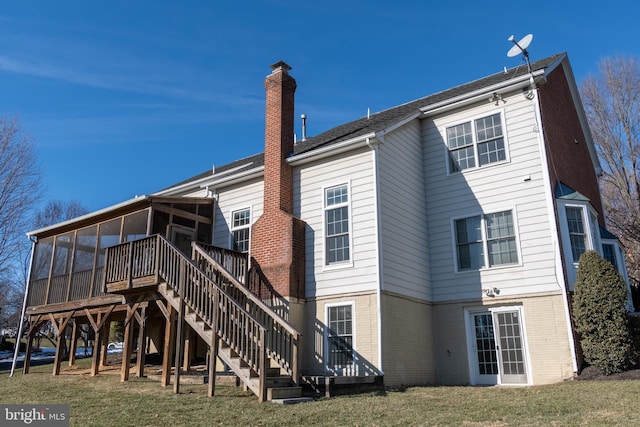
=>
[265,367,281,377]
[267,386,303,400]
[264,376,293,388]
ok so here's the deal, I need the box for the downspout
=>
[10,236,37,377]
[531,82,579,373]
[367,136,384,374]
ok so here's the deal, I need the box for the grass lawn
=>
[2,358,640,426]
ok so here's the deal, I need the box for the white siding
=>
[423,90,559,302]
[212,178,263,249]
[377,120,432,301]
[296,147,378,298]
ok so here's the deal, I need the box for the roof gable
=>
[161,52,567,192]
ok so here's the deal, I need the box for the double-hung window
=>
[327,304,354,370]
[325,184,350,264]
[447,113,506,173]
[455,210,518,271]
[231,208,251,253]
[565,206,587,263]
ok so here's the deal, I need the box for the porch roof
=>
[27,195,214,239]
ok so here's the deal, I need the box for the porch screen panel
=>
[123,210,148,242]
[28,237,54,306]
[94,218,121,297]
[97,218,121,268]
[70,225,97,301]
[49,232,75,303]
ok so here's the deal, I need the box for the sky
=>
[1,1,639,213]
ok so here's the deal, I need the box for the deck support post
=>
[22,334,33,375]
[120,305,136,382]
[68,320,79,367]
[99,322,109,368]
[208,291,220,398]
[23,315,44,375]
[161,304,176,387]
[173,298,185,394]
[135,306,147,378]
[91,313,103,376]
[51,312,72,376]
[183,327,194,371]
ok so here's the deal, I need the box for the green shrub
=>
[628,314,640,363]
[572,250,633,375]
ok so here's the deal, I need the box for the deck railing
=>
[195,242,248,283]
[193,244,301,382]
[155,237,268,387]
[104,238,158,287]
[103,235,291,394]
[27,267,106,308]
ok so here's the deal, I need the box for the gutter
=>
[420,69,547,117]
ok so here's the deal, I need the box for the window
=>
[325,184,350,264]
[327,304,354,370]
[565,206,587,263]
[231,208,251,253]
[447,113,506,173]
[455,210,518,271]
[602,243,618,270]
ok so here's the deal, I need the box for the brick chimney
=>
[250,61,306,301]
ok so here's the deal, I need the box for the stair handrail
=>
[194,242,248,283]
[192,244,300,382]
[154,236,269,378]
[193,244,301,338]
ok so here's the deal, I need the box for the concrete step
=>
[271,397,314,405]
[267,386,303,400]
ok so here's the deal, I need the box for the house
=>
[16,52,634,401]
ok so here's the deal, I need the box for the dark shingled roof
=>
[163,53,564,191]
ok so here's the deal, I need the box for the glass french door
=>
[469,308,528,385]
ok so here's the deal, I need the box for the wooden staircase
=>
[104,235,305,402]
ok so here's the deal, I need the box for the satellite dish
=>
[507,33,533,58]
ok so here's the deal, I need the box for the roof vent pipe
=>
[301,114,307,141]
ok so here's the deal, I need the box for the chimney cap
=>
[269,61,292,74]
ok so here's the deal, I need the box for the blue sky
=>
[1,1,638,212]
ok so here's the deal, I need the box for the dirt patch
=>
[575,365,640,381]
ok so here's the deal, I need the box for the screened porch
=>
[26,196,214,312]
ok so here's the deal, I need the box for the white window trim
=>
[464,305,532,386]
[602,239,634,311]
[451,206,522,273]
[229,206,252,253]
[443,109,510,175]
[557,201,599,289]
[324,301,356,375]
[322,181,354,270]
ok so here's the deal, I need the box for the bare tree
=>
[0,117,41,278]
[0,117,41,331]
[33,199,89,230]
[580,56,640,303]
[1,199,89,332]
